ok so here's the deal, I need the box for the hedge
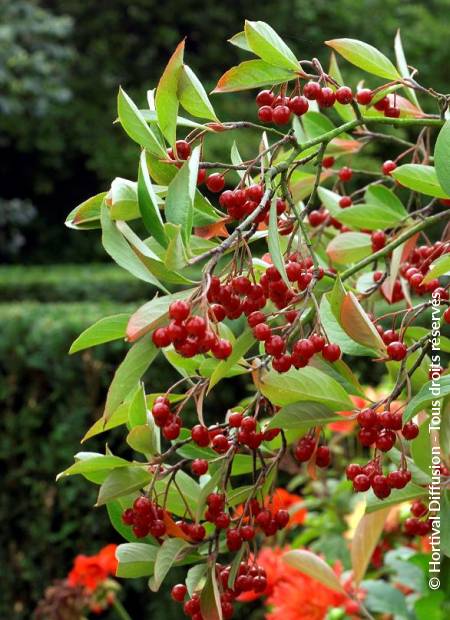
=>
[0,264,150,302]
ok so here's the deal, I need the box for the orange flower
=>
[265,488,307,526]
[68,545,118,592]
[329,396,366,434]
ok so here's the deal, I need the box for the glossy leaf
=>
[186,564,207,596]
[340,292,387,354]
[365,184,406,216]
[244,20,299,71]
[320,295,376,356]
[65,192,105,230]
[351,508,391,583]
[267,401,344,429]
[152,538,191,591]
[116,543,158,578]
[391,164,450,199]
[138,151,167,247]
[208,329,253,390]
[109,177,140,221]
[422,254,450,283]
[69,313,128,354]
[403,375,450,423]
[325,38,400,80]
[366,483,427,513]
[165,145,200,246]
[155,40,185,145]
[334,203,406,230]
[326,232,372,265]
[257,366,353,410]
[178,65,218,121]
[118,87,166,157]
[104,337,158,421]
[97,466,152,505]
[200,566,223,620]
[228,31,251,52]
[213,60,297,93]
[57,453,129,480]
[283,549,345,593]
[394,30,421,108]
[435,119,450,196]
[268,196,290,285]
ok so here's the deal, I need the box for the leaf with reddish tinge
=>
[327,232,372,265]
[340,292,387,354]
[213,60,297,93]
[351,507,391,583]
[155,40,185,145]
[283,549,346,593]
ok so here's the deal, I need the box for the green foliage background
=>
[1,0,450,617]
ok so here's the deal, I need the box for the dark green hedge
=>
[0,264,151,302]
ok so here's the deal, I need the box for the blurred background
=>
[1,0,450,618]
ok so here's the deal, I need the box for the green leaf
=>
[155,40,185,145]
[283,550,345,593]
[317,186,341,216]
[339,292,386,354]
[101,204,166,290]
[258,366,353,410]
[244,20,299,71]
[128,383,148,427]
[82,402,131,442]
[186,564,207,596]
[165,145,200,246]
[441,490,450,557]
[394,30,421,109]
[195,468,224,521]
[351,508,391,583]
[65,192,105,230]
[57,453,129,480]
[391,164,450,199]
[164,223,188,271]
[153,470,200,516]
[178,65,218,121]
[208,329,253,391]
[302,112,335,140]
[366,482,427,513]
[138,151,167,247]
[118,87,166,157]
[422,253,450,283]
[325,38,400,80]
[116,542,158,578]
[364,184,406,216]
[334,203,406,231]
[435,119,450,196]
[328,53,355,122]
[361,580,409,617]
[320,295,376,356]
[152,538,192,591]
[228,31,251,52]
[97,466,152,505]
[104,337,158,421]
[213,59,297,93]
[403,375,450,423]
[200,566,223,620]
[268,196,290,286]
[410,421,432,474]
[69,313,128,354]
[267,401,344,430]
[127,425,157,457]
[326,231,372,265]
[109,178,140,221]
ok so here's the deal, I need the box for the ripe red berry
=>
[371,230,386,251]
[443,307,450,324]
[228,412,243,428]
[372,474,391,499]
[353,473,371,492]
[239,525,255,540]
[357,408,378,428]
[358,428,377,447]
[253,322,272,341]
[163,422,181,440]
[150,519,167,537]
[310,334,325,352]
[175,140,191,160]
[272,354,292,373]
[275,509,290,529]
[387,341,407,361]
[191,424,210,447]
[356,89,373,105]
[322,156,335,169]
[206,173,225,193]
[294,437,315,462]
[293,338,315,359]
[411,500,428,518]
[374,96,389,111]
[265,335,285,357]
[122,508,135,525]
[385,106,400,118]
[152,327,171,348]
[169,300,191,321]
[303,81,322,100]
[197,169,206,185]
[256,90,274,107]
[322,343,341,362]
[226,528,243,551]
[308,210,327,227]
[382,160,397,176]
[183,597,200,616]
[272,105,291,125]
[258,105,273,122]
[339,195,352,208]
[402,421,419,440]
[338,166,353,182]
[171,584,187,602]
[191,459,208,476]
[317,87,336,108]
[211,338,232,359]
[346,464,362,480]
[215,512,230,529]
[288,95,309,116]
[315,445,331,468]
[376,430,396,452]
[212,433,230,454]
[335,86,353,104]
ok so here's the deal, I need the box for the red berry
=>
[275,509,290,529]
[294,437,315,462]
[215,512,230,529]
[308,210,326,227]
[169,300,191,321]
[171,584,187,602]
[374,96,389,111]
[335,86,353,104]
[371,230,386,251]
[272,354,292,373]
[322,156,335,169]
[191,459,208,476]
[346,464,362,481]
[338,166,353,182]
[385,106,400,118]
[152,327,171,348]
[211,338,232,359]
[240,525,255,540]
[206,173,225,193]
[376,430,396,452]
[272,105,291,125]
[339,195,352,208]
[411,500,428,518]
[402,421,419,440]
[288,95,309,116]
[212,433,229,453]
[317,87,336,108]
[443,307,450,324]
[315,445,331,468]
[387,470,406,489]
[226,529,242,551]
[387,341,407,361]
[293,338,315,359]
[322,343,341,362]
[382,160,397,176]
[163,422,180,441]
[353,474,371,492]
[185,315,206,337]
[358,428,377,447]
[175,140,191,160]
[191,424,210,447]
[357,408,378,428]
[228,412,243,428]
[150,519,167,537]
[258,105,273,122]
[122,508,135,525]
[303,81,321,100]
[356,89,373,105]
[265,335,285,357]
[310,334,325,352]
[241,417,257,433]
[256,90,274,107]
[253,322,272,341]
[246,184,264,203]
[197,169,206,185]
[372,474,391,499]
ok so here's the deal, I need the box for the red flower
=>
[67,545,118,593]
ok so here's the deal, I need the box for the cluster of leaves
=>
[61,20,450,620]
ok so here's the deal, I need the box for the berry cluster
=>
[218,183,270,220]
[404,500,432,536]
[255,89,309,125]
[399,241,450,297]
[121,496,167,539]
[356,89,400,118]
[151,395,183,440]
[152,300,232,360]
[294,436,331,467]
